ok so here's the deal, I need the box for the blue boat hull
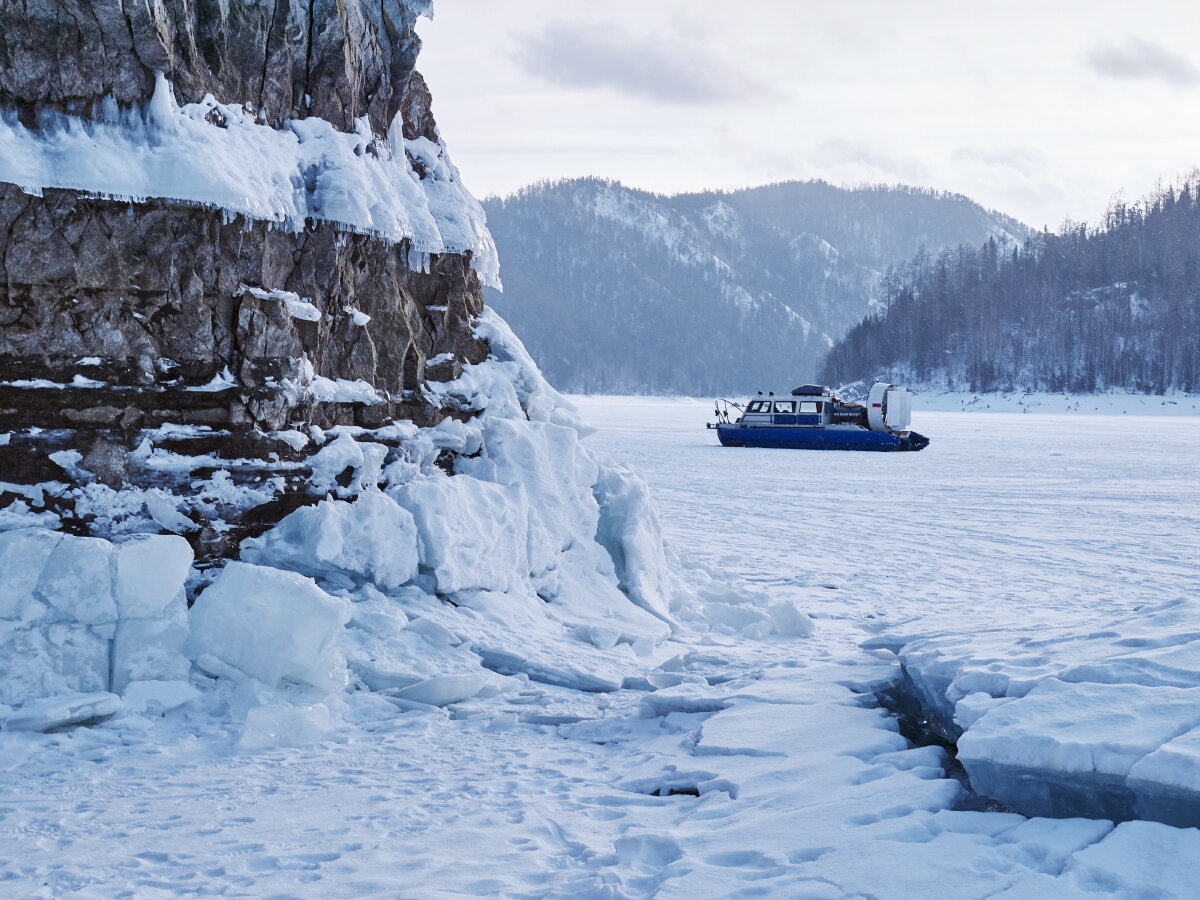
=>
[716,424,929,452]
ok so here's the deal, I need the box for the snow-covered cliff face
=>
[0,0,497,556]
[0,313,706,732]
[0,0,810,734]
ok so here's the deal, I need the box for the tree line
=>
[822,174,1200,393]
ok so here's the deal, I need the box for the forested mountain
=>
[823,176,1200,393]
[483,178,1028,394]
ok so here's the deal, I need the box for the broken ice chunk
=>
[35,534,118,626]
[113,535,193,620]
[0,528,64,619]
[240,490,419,589]
[284,296,322,321]
[392,673,485,707]
[143,489,198,534]
[188,367,238,392]
[187,562,352,691]
[112,611,191,694]
[343,306,371,326]
[238,703,336,750]
[959,678,1200,822]
[122,680,201,716]
[392,474,531,594]
[1128,725,1200,827]
[2,691,123,732]
[0,624,110,707]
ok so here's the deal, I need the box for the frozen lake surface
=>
[576,398,1199,629]
[3,397,1200,897]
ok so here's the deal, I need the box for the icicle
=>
[146,72,180,140]
[99,96,120,126]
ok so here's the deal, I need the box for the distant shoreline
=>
[568,392,1200,417]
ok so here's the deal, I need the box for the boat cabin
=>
[741,396,829,426]
[737,384,874,429]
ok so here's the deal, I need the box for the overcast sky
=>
[417,1,1200,229]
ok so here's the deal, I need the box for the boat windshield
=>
[746,400,771,413]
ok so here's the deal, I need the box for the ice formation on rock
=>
[0,76,499,288]
[0,297,708,734]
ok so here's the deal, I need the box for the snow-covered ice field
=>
[4,396,1200,898]
[576,396,1200,629]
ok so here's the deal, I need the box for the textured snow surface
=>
[2,392,1199,895]
[0,74,500,288]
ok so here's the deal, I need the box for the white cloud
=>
[513,20,777,105]
[1086,37,1200,87]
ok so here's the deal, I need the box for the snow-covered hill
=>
[824,176,1200,393]
[484,178,1029,394]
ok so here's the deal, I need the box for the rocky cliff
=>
[0,0,493,563]
[1,0,429,133]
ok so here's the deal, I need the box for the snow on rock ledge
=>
[0,74,500,288]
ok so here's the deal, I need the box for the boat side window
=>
[799,401,822,414]
[773,401,796,413]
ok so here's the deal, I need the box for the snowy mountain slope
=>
[484,178,1029,393]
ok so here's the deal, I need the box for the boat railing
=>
[711,398,743,425]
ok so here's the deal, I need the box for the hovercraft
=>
[708,383,930,451]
